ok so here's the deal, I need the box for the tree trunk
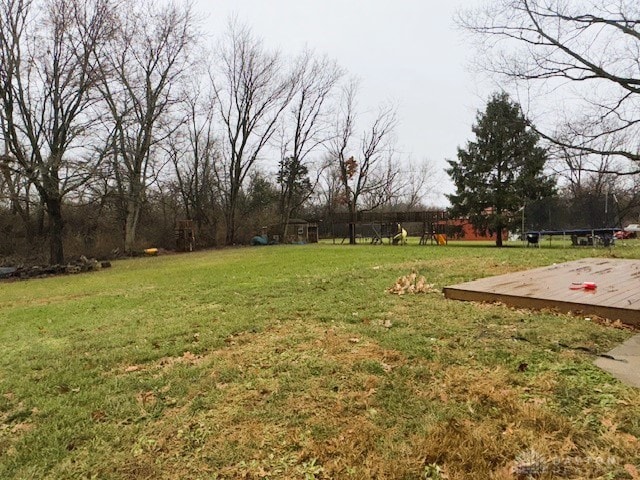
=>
[495,225,503,247]
[225,208,236,245]
[46,197,65,264]
[211,219,218,247]
[348,202,357,245]
[280,209,293,243]
[225,183,242,245]
[36,198,46,238]
[124,200,141,253]
[10,198,34,245]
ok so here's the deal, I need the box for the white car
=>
[625,224,640,232]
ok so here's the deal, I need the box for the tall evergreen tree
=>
[447,92,555,246]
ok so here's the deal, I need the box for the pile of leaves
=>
[387,272,437,295]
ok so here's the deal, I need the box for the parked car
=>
[615,224,639,239]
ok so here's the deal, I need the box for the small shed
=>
[277,219,318,244]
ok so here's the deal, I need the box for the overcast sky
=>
[194,0,490,205]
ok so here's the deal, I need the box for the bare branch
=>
[458,0,640,172]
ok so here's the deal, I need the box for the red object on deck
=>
[569,282,597,290]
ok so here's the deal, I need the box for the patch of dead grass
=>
[410,363,640,479]
[106,321,419,479]
[94,320,640,479]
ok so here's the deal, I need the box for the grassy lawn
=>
[1,241,640,479]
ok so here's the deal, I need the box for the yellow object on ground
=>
[144,248,158,256]
[436,234,447,245]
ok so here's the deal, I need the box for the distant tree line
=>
[0,0,437,263]
[2,0,639,259]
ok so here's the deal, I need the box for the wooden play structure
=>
[175,220,195,252]
[325,210,449,245]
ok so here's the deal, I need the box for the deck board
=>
[443,258,640,325]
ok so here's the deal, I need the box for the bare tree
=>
[1,112,36,239]
[547,120,640,226]
[276,50,343,240]
[548,121,625,198]
[330,80,397,244]
[0,151,35,239]
[399,158,442,209]
[457,0,640,174]
[0,0,113,263]
[98,0,198,253]
[168,81,219,244]
[617,174,640,223]
[211,21,296,245]
[358,156,401,211]
[361,156,440,211]
[314,157,344,218]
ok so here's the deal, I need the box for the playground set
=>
[324,210,449,245]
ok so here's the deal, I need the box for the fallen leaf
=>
[502,424,515,436]
[182,351,198,362]
[125,365,140,373]
[11,423,33,434]
[137,391,156,406]
[601,417,617,432]
[91,410,107,422]
[624,464,640,480]
[619,433,638,448]
[380,362,393,372]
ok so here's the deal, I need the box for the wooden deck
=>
[443,258,640,326]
